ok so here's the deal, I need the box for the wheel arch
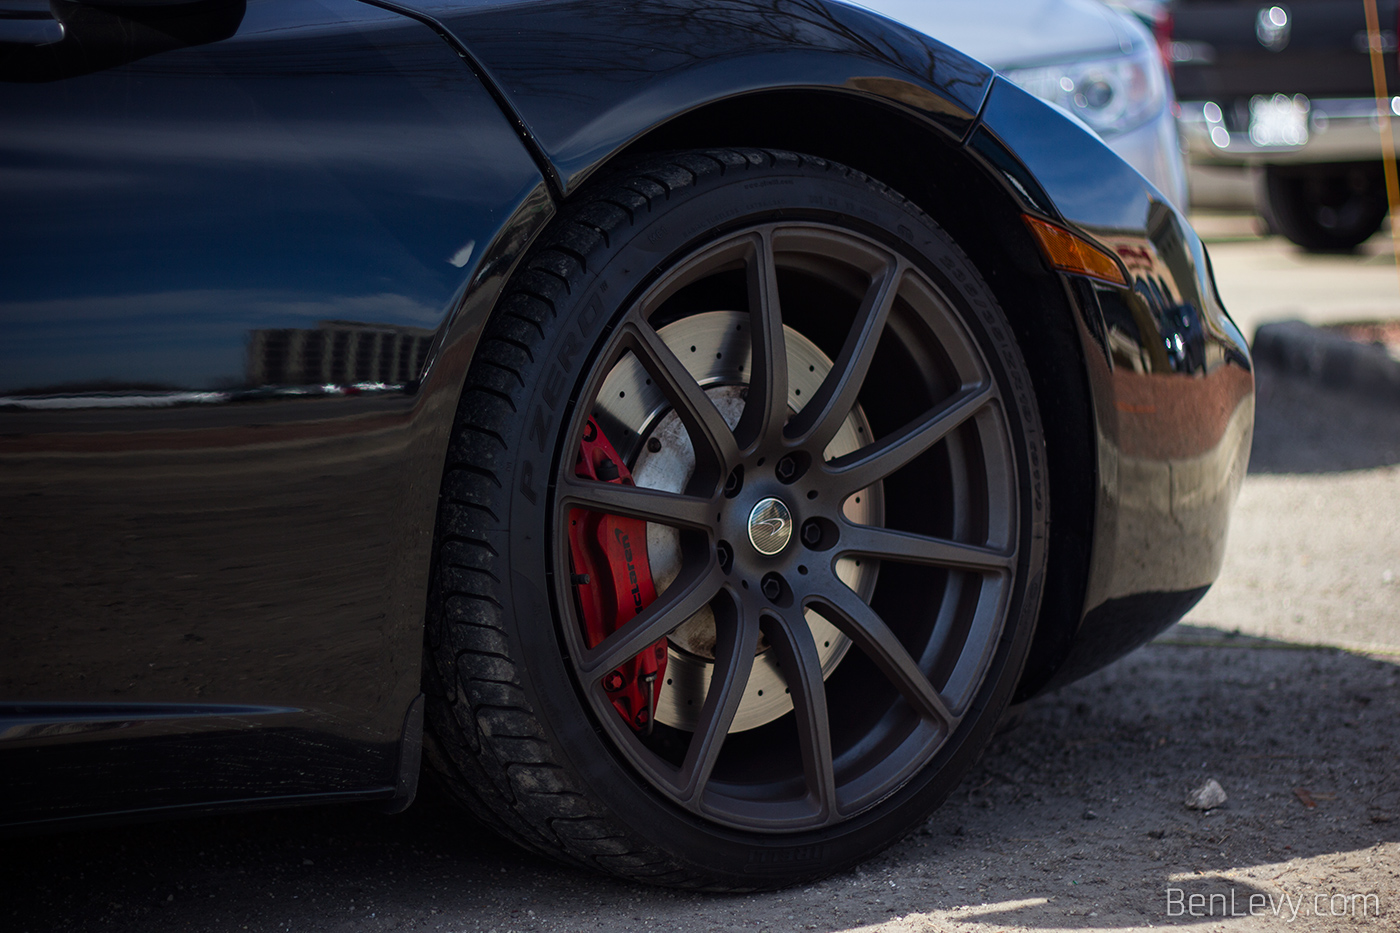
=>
[579,90,1099,699]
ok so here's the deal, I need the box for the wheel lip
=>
[545,216,1024,834]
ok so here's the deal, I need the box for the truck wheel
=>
[1262,162,1387,252]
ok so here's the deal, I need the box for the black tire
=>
[422,149,1048,889]
[1261,162,1387,252]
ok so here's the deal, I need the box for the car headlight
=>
[1003,44,1166,138]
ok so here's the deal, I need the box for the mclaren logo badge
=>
[748,497,793,556]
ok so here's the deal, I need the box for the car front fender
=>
[977,78,1256,691]
[372,0,993,195]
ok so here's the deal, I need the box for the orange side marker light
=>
[1022,215,1128,286]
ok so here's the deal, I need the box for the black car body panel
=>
[0,0,1251,829]
[0,0,550,825]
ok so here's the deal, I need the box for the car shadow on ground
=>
[6,628,1396,932]
[1248,361,1400,473]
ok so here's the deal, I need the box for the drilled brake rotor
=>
[593,310,883,732]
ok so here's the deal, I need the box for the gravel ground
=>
[7,222,1399,933]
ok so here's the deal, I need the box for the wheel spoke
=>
[675,592,763,804]
[786,256,903,451]
[625,320,739,477]
[558,475,714,531]
[808,588,956,728]
[824,383,995,494]
[578,557,723,678]
[762,610,838,821]
[733,230,788,452]
[838,524,1014,573]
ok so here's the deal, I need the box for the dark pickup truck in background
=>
[1172,0,1399,249]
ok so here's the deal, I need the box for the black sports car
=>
[0,0,1253,889]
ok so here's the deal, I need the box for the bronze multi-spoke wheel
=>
[424,149,1047,888]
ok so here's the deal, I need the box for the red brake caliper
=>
[567,417,667,734]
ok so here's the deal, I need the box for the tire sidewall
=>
[497,157,1047,884]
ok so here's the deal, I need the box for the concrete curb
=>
[1251,319,1400,401]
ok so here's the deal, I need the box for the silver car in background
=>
[852,0,1189,209]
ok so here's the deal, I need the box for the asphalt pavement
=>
[6,214,1398,933]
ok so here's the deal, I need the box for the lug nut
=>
[801,520,822,547]
[761,575,782,601]
[724,467,744,498]
[716,540,733,572]
[775,456,797,481]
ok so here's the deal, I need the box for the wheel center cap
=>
[747,497,793,556]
